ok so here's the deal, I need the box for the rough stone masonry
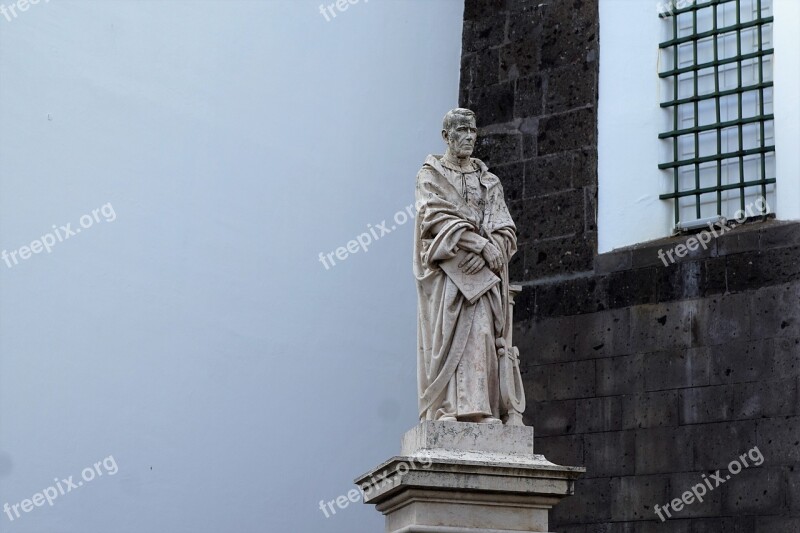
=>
[459,0,800,530]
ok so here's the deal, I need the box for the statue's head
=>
[442,108,477,159]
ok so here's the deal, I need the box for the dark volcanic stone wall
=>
[460,0,598,282]
[460,1,800,531]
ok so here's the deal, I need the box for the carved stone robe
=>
[414,154,517,421]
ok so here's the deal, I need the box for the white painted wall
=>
[773,0,800,220]
[598,0,799,253]
[0,1,464,532]
[598,0,673,252]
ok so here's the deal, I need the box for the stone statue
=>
[361,110,581,533]
[414,108,526,426]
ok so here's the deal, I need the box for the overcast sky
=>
[0,1,464,531]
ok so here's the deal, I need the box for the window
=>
[597,0,799,253]
[658,0,775,226]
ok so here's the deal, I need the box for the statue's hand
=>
[481,242,503,272]
[458,252,486,274]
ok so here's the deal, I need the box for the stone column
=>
[355,421,584,533]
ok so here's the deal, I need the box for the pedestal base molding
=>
[355,421,584,533]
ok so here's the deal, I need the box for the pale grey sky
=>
[0,1,464,531]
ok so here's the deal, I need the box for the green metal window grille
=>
[658,0,775,226]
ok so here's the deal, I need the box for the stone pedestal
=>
[355,421,584,533]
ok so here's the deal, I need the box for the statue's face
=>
[443,116,477,158]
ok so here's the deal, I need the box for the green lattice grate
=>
[658,0,775,225]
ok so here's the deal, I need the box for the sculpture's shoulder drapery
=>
[413,154,516,275]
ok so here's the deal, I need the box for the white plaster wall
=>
[773,0,800,220]
[0,1,464,532]
[598,0,673,253]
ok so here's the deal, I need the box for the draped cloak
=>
[414,154,517,421]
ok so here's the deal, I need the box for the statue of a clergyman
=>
[414,108,527,426]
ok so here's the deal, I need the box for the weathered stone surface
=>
[692,421,757,471]
[536,360,596,400]
[644,347,710,391]
[463,0,508,22]
[575,396,623,434]
[755,517,800,532]
[733,378,798,418]
[520,226,800,315]
[511,189,585,242]
[655,262,704,302]
[723,467,785,515]
[475,132,522,166]
[584,186,597,233]
[691,293,751,346]
[509,240,526,281]
[537,108,596,155]
[751,282,800,339]
[524,152,573,197]
[634,426,694,475]
[527,233,595,279]
[716,223,761,255]
[667,471,725,518]
[622,391,680,430]
[358,421,584,533]
[549,477,612,524]
[610,475,671,522]
[472,47,500,87]
[596,354,644,396]
[573,306,630,359]
[535,434,584,468]
[759,220,800,249]
[500,38,542,81]
[708,339,774,384]
[756,417,800,464]
[583,431,634,478]
[679,385,735,425]
[545,64,597,114]
[517,314,577,365]
[469,82,515,125]
[695,517,756,532]
[492,160,524,202]
[545,0,598,64]
[526,399,576,436]
[459,0,800,531]
[462,17,505,54]
[607,268,658,308]
[506,2,546,42]
[401,420,534,457]
[787,466,800,514]
[773,337,800,377]
[594,249,632,274]
[629,302,693,353]
[514,74,545,118]
[573,147,597,188]
[700,256,729,296]
[727,245,800,291]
